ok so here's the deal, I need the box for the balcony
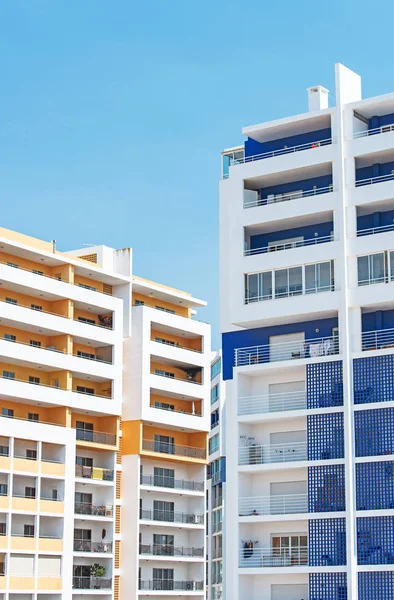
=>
[238,390,306,416]
[151,369,202,386]
[239,441,307,466]
[139,580,204,592]
[239,493,308,517]
[75,465,114,481]
[234,335,339,367]
[354,124,394,139]
[239,546,308,568]
[357,222,394,237]
[72,576,112,590]
[73,539,113,553]
[234,137,332,165]
[76,429,116,446]
[244,233,334,257]
[244,184,333,209]
[140,508,204,525]
[142,439,206,460]
[74,502,113,517]
[140,474,204,493]
[139,543,204,558]
[356,172,394,188]
[361,327,394,352]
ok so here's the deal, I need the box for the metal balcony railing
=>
[361,327,394,351]
[151,337,202,353]
[239,546,308,568]
[232,138,332,165]
[244,184,333,208]
[72,576,112,589]
[239,441,307,466]
[75,465,114,481]
[139,543,204,558]
[235,335,339,366]
[244,233,334,256]
[239,493,308,516]
[152,403,202,417]
[73,539,113,553]
[140,474,204,492]
[356,172,394,187]
[1,335,112,364]
[238,390,306,415]
[357,222,394,237]
[140,508,204,525]
[142,439,206,459]
[354,124,394,138]
[74,503,113,517]
[76,429,116,446]
[245,282,336,304]
[139,580,204,591]
[151,370,202,385]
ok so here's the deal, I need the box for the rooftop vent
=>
[307,86,329,112]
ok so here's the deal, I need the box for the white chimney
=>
[307,86,329,112]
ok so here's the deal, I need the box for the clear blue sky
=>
[1,0,394,348]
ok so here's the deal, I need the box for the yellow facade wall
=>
[72,377,112,398]
[133,293,190,318]
[122,420,142,455]
[151,329,202,352]
[0,325,71,354]
[151,361,202,384]
[150,393,202,416]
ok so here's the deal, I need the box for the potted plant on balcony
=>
[90,563,106,589]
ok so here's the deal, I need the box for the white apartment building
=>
[220,64,394,600]
[206,351,226,600]
[0,226,211,600]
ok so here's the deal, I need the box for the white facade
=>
[220,64,394,600]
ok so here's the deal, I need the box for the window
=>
[156,306,176,315]
[29,340,41,348]
[7,262,18,268]
[4,334,16,342]
[153,500,174,523]
[32,269,43,275]
[3,371,15,380]
[152,567,174,591]
[274,267,302,299]
[0,446,8,457]
[31,304,42,311]
[25,487,36,498]
[28,413,39,422]
[154,467,175,488]
[0,523,6,535]
[5,297,17,305]
[76,421,94,442]
[77,350,95,360]
[271,535,308,565]
[305,261,333,293]
[24,524,34,538]
[76,456,93,467]
[155,337,176,346]
[76,386,95,395]
[211,358,222,380]
[154,434,175,454]
[0,484,7,496]
[211,384,219,404]
[135,299,145,306]
[28,376,40,385]
[26,449,37,460]
[358,253,386,286]
[77,316,96,325]
[2,408,13,417]
[154,369,175,379]
[245,271,273,303]
[78,283,96,291]
[209,434,219,455]
[154,401,175,411]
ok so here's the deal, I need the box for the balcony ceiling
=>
[245,210,333,236]
[151,321,201,339]
[245,162,332,190]
[243,110,332,143]
[356,148,394,168]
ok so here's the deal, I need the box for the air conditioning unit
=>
[185,581,193,591]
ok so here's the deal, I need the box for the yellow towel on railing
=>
[92,467,103,480]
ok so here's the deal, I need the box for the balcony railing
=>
[0,297,113,330]
[151,337,202,353]
[239,546,308,568]
[76,429,116,446]
[238,390,306,415]
[234,335,339,367]
[232,138,332,165]
[244,233,334,257]
[1,335,112,364]
[211,421,219,430]
[73,539,113,553]
[140,473,204,492]
[244,184,333,209]
[73,577,112,589]
[139,543,204,558]
[75,465,114,481]
[140,508,204,525]
[239,493,308,516]
[361,328,394,351]
[142,439,206,459]
[152,403,202,417]
[151,370,202,385]
[356,172,394,187]
[245,282,336,304]
[354,124,394,138]
[239,441,307,466]
[139,580,204,591]
[74,503,113,517]
[357,222,394,237]
[0,373,112,400]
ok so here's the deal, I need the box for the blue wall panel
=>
[250,220,333,250]
[357,208,394,232]
[309,518,346,566]
[222,317,339,380]
[353,355,394,404]
[310,573,347,600]
[308,413,344,461]
[356,160,394,182]
[259,173,332,200]
[356,461,394,510]
[244,127,332,158]
[357,516,394,565]
[355,408,394,457]
[307,361,343,409]
[308,465,345,513]
[359,572,394,600]
[369,113,394,129]
[362,310,394,333]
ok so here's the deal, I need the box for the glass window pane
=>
[275,269,288,298]
[261,271,272,300]
[317,261,331,291]
[371,253,385,282]
[358,256,369,285]
[246,274,258,302]
[305,264,316,292]
[391,252,394,280]
[289,267,302,295]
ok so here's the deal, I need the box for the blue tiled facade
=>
[359,572,394,599]
[355,407,394,457]
[356,461,394,510]
[309,573,347,600]
[354,354,394,404]
[357,516,394,565]
[308,412,344,461]
[309,518,346,566]
[306,360,343,409]
[308,464,345,513]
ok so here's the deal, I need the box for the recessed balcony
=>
[75,465,114,481]
[239,441,307,466]
[239,493,308,517]
[139,580,204,592]
[72,576,112,590]
[239,545,308,568]
[73,539,113,554]
[238,390,306,416]
[140,508,204,526]
[74,503,113,517]
[140,473,204,493]
[139,543,204,559]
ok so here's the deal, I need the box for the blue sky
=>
[1,1,394,348]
